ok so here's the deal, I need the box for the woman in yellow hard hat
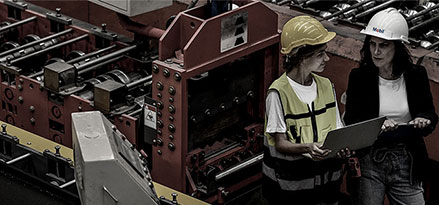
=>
[262,16,350,205]
[344,8,438,205]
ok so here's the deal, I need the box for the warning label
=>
[220,11,248,53]
[144,105,157,129]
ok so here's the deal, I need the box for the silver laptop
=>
[322,116,386,158]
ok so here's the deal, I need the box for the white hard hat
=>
[360,7,409,43]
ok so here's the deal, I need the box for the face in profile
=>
[301,44,330,73]
[369,36,395,69]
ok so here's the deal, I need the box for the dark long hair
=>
[283,44,326,73]
[360,35,412,77]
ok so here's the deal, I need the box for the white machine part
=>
[88,0,172,17]
[72,111,160,205]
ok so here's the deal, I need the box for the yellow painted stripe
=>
[0,121,209,205]
[153,182,210,205]
[0,121,74,164]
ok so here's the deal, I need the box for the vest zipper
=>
[310,102,318,142]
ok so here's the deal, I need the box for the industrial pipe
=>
[215,153,264,181]
[76,45,136,72]
[28,44,118,78]
[10,34,89,64]
[0,28,73,57]
[77,55,125,75]
[126,75,152,90]
[6,153,32,165]
[426,40,439,50]
[141,26,164,40]
[409,15,439,32]
[406,3,439,21]
[66,44,117,64]
[323,0,374,20]
[277,0,291,6]
[59,179,76,189]
[303,0,326,7]
[354,0,399,19]
[117,14,165,39]
[204,142,241,162]
[128,108,143,116]
[0,39,58,64]
[0,16,37,33]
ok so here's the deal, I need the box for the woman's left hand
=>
[336,147,355,159]
[409,117,431,129]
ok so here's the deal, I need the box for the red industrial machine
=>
[0,0,151,148]
[151,1,279,202]
[0,1,155,203]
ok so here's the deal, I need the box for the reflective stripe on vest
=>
[262,162,342,191]
[262,144,342,180]
[263,136,305,161]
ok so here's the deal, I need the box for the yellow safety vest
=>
[262,73,341,191]
[265,72,337,145]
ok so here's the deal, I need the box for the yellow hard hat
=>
[281,16,336,55]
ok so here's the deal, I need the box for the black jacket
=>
[344,64,438,178]
[344,64,437,135]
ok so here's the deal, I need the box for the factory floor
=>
[226,184,351,205]
[0,165,79,205]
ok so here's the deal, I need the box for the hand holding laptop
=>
[322,117,386,158]
[335,147,355,159]
[306,142,331,161]
[303,144,355,160]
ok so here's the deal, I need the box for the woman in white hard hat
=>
[344,7,438,205]
[262,16,351,205]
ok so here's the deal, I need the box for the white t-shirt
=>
[265,76,343,134]
[378,75,412,123]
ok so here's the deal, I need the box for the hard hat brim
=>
[322,31,336,46]
[360,29,410,44]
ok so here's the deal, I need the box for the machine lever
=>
[59,179,76,189]
[215,153,263,181]
[5,152,32,165]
